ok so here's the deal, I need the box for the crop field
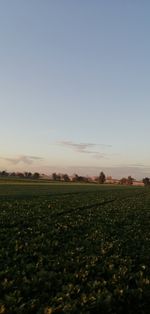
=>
[0,181,150,313]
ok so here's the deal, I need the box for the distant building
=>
[106,178,120,184]
[132,181,144,186]
[90,176,98,182]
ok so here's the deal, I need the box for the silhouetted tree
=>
[10,172,16,177]
[57,174,61,181]
[72,174,79,182]
[17,172,25,178]
[120,177,127,185]
[143,177,150,186]
[98,171,106,184]
[24,172,32,178]
[51,173,61,181]
[127,176,134,185]
[52,173,57,181]
[82,176,89,183]
[0,170,9,177]
[62,174,70,182]
[33,172,40,179]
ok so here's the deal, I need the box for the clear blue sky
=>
[0,0,150,178]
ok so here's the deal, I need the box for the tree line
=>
[0,170,149,186]
[0,171,40,179]
[51,172,106,183]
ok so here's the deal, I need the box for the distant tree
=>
[17,172,25,178]
[10,172,16,177]
[127,176,134,185]
[24,172,32,178]
[82,176,89,183]
[62,174,70,182]
[72,174,79,182]
[120,177,128,185]
[33,172,40,179]
[51,172,61,181]
[98,171,106,184]
[72,174,88,183]
[78,176,86,182]
[52,172,57,181]
[143,177,150,186]
[57,174,61,181]
[0,170,9,177]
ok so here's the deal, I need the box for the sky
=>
[0,0,150,179]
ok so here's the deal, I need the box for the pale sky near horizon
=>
[0,0,150,179]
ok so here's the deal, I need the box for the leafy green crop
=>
[0,184,150,313]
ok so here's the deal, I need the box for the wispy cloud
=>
[1,155,43,165]
[57,140,111,159]
[127,163,145,168]
[93,153,108,159]
[59,141,95,151]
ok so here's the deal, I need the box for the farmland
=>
[0,181,150,313]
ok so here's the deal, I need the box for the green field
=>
[0,181,150,313]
